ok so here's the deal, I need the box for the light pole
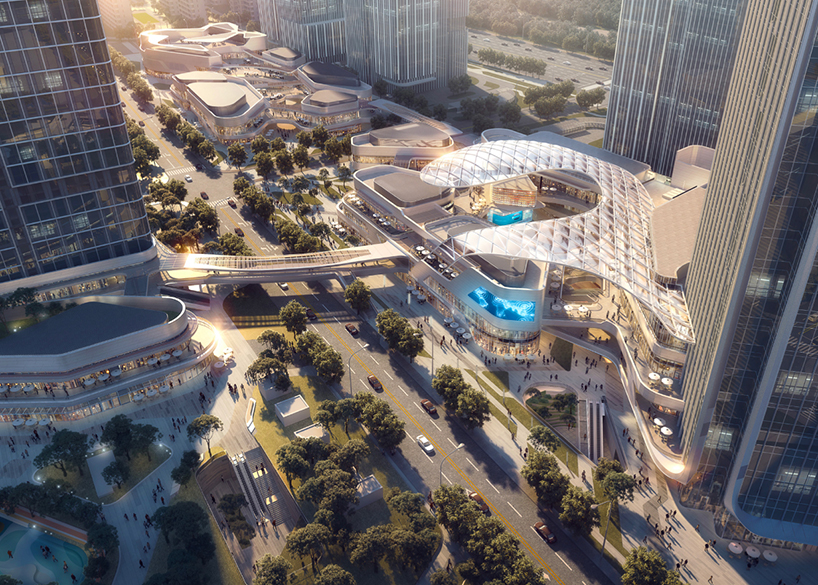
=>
[347,343,369,395]
[591,500,612,558]
[439,442,465,486]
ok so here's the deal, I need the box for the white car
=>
[184,175,192,182]
[417,435,434,454]
[563,61,571,65]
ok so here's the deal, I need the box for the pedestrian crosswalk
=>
[166,165,196,177]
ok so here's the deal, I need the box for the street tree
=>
[233,176,251,195]
[317,168,331,188]
[311,125,329,148]
[152,501,208,545]
[296,131,313,148]
[34,429,89,477]
[344,279,372,313]
[397,326,424,362]
[432,484,481,544]
[432,365,470,409]
[275,150,294,176]
[498,100,522,125]
[429,570,457,585]
[218,232,254,256]
[286,522,330,568]
[251,135,270,156]
[534,95,568,119]
[337,164,352,188]
[228,143,247,169]
[170,450,200,486]
[186,414,223,457]
[131,423,160,461]
[529,425,560,452]
[253,554,292,585]
[456,387,491,430]
[101,414,136,460]
[255,151,275,179]
[315,564,356,585]
[101,459,129,488]
[276,442,310,485]
[603,471,636,504]
[432,103,448,121]
[622,547,674,585]
[258,329,287,350]
[323,137,343,163]
[293,145,310,171]
[314,347,345,382]
[350,525,392,572]
[576,87,606,110]
[447,74,472,95]
[559,485,599,535]
[521,450,570,509]
[330,439,369,473]
[280,300,308,336]
[593,457,624,483]
[86,523,119,556]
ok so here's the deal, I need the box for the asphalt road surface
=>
[468,29,612,90]
[266,279,614,585]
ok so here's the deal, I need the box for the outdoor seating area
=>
[726,541,779,566]
[413,245,458,280]
[346,194,406,236]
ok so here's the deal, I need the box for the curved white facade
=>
[420,140,695,345]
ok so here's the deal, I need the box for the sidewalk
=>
[357,273,813,585]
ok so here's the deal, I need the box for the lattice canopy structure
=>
[420,140,694,344]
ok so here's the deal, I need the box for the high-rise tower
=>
[680,0,818,545]
[344,0,467,91]
[0,0,153,285]
[259,0,346,64]
[603,0,745,176]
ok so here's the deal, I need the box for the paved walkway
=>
[360,273,813,585]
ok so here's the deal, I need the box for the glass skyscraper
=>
[260,0,347,64]
[603,0,745,176]
[680,0,818,547]
[0,0,152,284]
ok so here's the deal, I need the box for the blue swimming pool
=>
[468,287,536,322]
[0,515,88,585]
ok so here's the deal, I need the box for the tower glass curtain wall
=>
[603,0,744,176]
[270,0,346,64]
[345,0,467,90]
[0,0,152,283]
[680,0,818,547]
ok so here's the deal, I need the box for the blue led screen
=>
[468,287,536,322]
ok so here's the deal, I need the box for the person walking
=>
[708,577,713,584]
[7,550,12,559]
[124,513,129,521]
[139,560,145,569]
[695,524,700,531]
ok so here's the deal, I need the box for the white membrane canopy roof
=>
[420,140,694,344]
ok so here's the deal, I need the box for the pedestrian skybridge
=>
[420,140,695,344]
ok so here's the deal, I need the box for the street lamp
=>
[439,442,465,487]
[347,343,369,395]
[591,500,611,558]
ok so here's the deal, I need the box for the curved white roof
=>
[420,140,694,344]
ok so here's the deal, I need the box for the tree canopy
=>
[186,414,223,457]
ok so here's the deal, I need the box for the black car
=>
[200,191,208,199]
[195,164,203,171]
[367,375,383,392]
[306,309,316,321]
[234,228,244,236]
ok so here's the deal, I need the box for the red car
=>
[200,191,208,199]
[534,522,556,544]
[345,323,358,335]
[234,228,244,236]
[469,492,489,513]
[228,199,237,208]
[420,399,437,415]
[367,375,383,392]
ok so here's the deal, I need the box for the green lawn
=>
[161,98,177,108]
[37,444,171,504]
[589,138,604,148]
[280,190,322,206]
[252,376,440,585]
[466,371,518,437]
[479,70,538,89]
[133,12,159,24]
[483,81,500,90]
[328,232,349,249]
[145,478,245,585]
[592,477,628,558]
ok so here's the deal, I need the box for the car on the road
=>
[234,227,244,237]
[555,77,563,81]
[278,282,289,290]
[417,435,434,454]
[228,199,237,208]
[546,56,553,60]
[184,175,192,182]
[483,38,490,42]
[469,492,489,513]
[599,66,608,71]
[367,375,383,392]
[420,399,437,415]
[195,163,203,170]
[586,66,594,70]
[501,42,508,46]
[571,78,580,83]
[514,42,520,46]
[563,60,571,65]
[305,309,316,321]
[200,191,208,199]
[138,120,145,126]
[534,522,557,544]
[470,34,477,38]
[345,323,359,335]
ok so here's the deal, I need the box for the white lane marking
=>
[508,502,522,517]
[357,341,366,348]
[322,304,329,310]
[384,372,394,380]
[554,553,572,570]
[334,317,340,323]
[405,430,413,439]
[312,294,318,299]
[400,387,408,396]
[442,472,452,485]
[361,379,367,389]
[486,479,500,493]
[350,368,355,375]
[414,403,425,413]
[311,324,319,332]
[448,438,458,448]
[466,458,479,471]
[431,420,441,431]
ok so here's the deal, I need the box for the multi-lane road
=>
[468,29,613,90]
[261,279,614,585]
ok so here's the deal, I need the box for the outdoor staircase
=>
[231,451,288,524]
